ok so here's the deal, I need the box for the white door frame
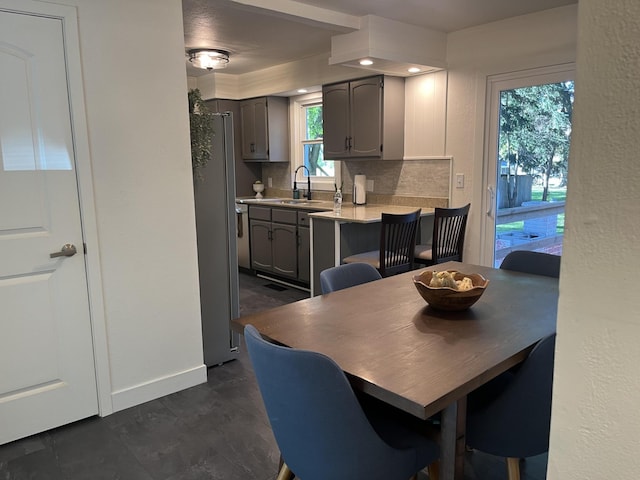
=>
[479,63,575,266]
[1,0,112,416]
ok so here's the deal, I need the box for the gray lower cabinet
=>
[297,211,310,283]
[249,205,312,284]
[249,219,273,271]
[271,222,297,278]
[248,206,296,281]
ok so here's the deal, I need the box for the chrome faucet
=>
[293,165,312,200]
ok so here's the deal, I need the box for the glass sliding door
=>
[481,65,574,267]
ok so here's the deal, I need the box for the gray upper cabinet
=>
[240,96,289,162]
[322,82,350,158]
[206,99,261,197]
[322,75,405,160]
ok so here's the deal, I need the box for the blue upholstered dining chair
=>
[320,262,383,294]
[466,333,556,480]
[499,250,561,278]
[244,325,440,480]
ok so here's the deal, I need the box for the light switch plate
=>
[456,174,464,189]
[268,177,273,187]
[366,179,374,191]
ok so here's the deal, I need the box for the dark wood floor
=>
[0,272,547,479]
[238,271,310,317]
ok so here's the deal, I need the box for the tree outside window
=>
[302,104,334,177]
[499,81,574,205]
[292,93,339,191]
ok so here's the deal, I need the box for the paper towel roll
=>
[353,174,367,205]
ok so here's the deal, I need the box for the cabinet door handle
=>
[250,143,255,153]
[348,136,353,150]
[344,137,349,151]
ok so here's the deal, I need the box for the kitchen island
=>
[309,205,434,296]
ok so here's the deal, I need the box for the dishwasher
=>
[235,203,250,269]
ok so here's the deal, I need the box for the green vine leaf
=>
[188,88,214,182]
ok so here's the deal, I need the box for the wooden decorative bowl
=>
[412,270,489,311]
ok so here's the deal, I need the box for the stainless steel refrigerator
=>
[194,112,240,366]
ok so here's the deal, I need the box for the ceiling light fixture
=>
[359,59,374,66]
[187,49,230,70]
[408,67,421,74]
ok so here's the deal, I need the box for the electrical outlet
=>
[366,179,374,192]
[268,177,273,188]
[456,174,464,189]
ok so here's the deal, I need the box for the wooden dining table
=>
[232,261,558,480]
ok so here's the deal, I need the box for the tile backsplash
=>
[342,159,450,198]
[260,158,451,207]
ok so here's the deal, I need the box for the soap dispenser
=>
[333,186,342,215]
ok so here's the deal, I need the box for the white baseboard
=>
[109,364,207,413]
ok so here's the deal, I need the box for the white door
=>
[0,8,98,444]
[480,64,575,266]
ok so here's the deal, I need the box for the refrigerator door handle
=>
[236,210,243,238]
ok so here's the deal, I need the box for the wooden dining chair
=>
[320,262,382,294]
[414,204,470,266]
[244,324,440,480]
[499,250,561,278]
[342,209,421,277]
[466,333,556,480]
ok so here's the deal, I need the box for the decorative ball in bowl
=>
[412,270,489,311]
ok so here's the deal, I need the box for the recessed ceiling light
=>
[297,89,308,94]
[359,59,374,66]
[408,67,421,73]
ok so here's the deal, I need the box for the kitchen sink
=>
[282,199,323,205]
[244,198,326,206]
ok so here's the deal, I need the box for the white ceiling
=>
[183,0,577,77]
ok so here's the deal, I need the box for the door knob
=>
[50,243,77,258]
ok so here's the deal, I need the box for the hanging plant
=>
[188,88,214,182]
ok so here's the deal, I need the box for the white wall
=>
[548,0,640,477]
[195,53,358,100]
[444,5,578,264]
[404,70,448,158]
[67,0,206,411]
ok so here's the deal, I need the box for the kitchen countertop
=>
[236,197,333,212]
[237,197,434,223]
[310,204,434,224]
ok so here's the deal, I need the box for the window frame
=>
[290,92,340,192]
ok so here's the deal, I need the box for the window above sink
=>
[291,92,342,193]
